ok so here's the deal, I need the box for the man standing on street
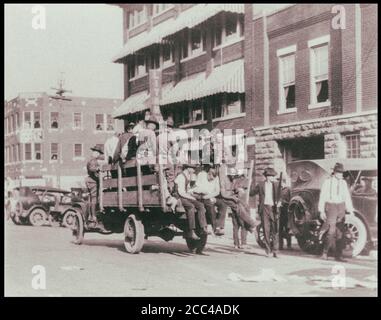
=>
[250,167,281,258]
[318,162,355,262]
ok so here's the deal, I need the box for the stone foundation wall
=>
[253,113,377,178]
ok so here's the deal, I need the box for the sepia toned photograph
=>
[4,3,378,299]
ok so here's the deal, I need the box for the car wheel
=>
[124,214,145,254]
[62,210,77,229]
[29,208,47,227]
[344,214,368,257]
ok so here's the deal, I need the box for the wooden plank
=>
[102,190,161,207]
[137,160,144,211]
[246,160,254,204]
[99,170,103,211]
[102,174,158,189]
[117,165,123,211]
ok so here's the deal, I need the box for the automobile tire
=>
[29,208,47,227]
[124,214,145,254]
[344,214,368,257]
[72,211,84,245]
[62,210,78,229]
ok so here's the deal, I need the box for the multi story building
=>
[4,92,123,189]
[247,4,377,178]
[111,3,377,180]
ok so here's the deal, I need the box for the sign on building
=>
[149,69,162,120]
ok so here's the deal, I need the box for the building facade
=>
[111,3,377,180]
[4,92,123,189]
[247,4,377,178]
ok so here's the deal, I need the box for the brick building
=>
[4,92,123,189]
[111,4,377,180]
[247,4,377,179]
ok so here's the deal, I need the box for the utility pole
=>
[49,72,72,188]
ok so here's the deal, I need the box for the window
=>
[50,112,59,129]
[34,143,42,160]
[106,114,115,131]
[278,47,296,112]
[34,111,41,128]
[192,105,203,122]
[153,4,173,16]
[95,114,104,131]
[130,54,147,78]
[128,6,147,29]
[214,13,244,48]
[309,36,330,107]
[162,43,174,67]
[25,143,32,161]
[24,112,31,129]
[11,115,16,133]
[73,112,82,129]
[74,144,83,158]
[345,133,360,158]
[181,30,189,59]
[128,57,136,79]
[181,28,206,60]
[51,143,59,160]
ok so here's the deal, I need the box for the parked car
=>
[9,186,71,227]
[286,158,377,257]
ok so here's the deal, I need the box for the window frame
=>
[152,3,174,17]
[277,45,297,114]
[344,133,361,159]
[213,13,244,50]
[23,111,32,129]
[33,111,41,129]
[50,143,59,162]
[73,143,84,160]
[50,111,59,129]
[127,6,147,30]
[73,112,83,130]
[308,35,331,109]
[180,28,207,63]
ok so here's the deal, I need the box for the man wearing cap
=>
[318,162,355,262]
[85,146,108,232]
[173,164,208,240]
[250,167,281,257]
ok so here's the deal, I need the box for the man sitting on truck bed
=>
[173,164,208,240]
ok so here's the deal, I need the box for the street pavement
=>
[4,218,377,297]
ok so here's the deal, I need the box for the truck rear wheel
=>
[124,214,145,254]
[344,214,368,257]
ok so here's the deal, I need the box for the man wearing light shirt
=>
[318,162,354,262]
[194,165,227,236]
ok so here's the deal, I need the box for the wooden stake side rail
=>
[102,175,158,189]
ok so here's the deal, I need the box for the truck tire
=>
[29,208,47,227]
[124,214,145,254]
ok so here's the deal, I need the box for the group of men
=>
[84,112,355,261]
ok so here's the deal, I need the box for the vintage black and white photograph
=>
[4,3,378,298]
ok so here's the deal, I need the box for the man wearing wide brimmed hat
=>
[318,162,355,262]
[250,167,281,257]
[85,145,109,232]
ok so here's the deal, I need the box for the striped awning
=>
[113,83,174,118]
[160,59,244,106]
[113,4,244,63]
[112,90,149,119]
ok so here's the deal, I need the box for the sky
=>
[4,4,124,100]
[4,4,293,101]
